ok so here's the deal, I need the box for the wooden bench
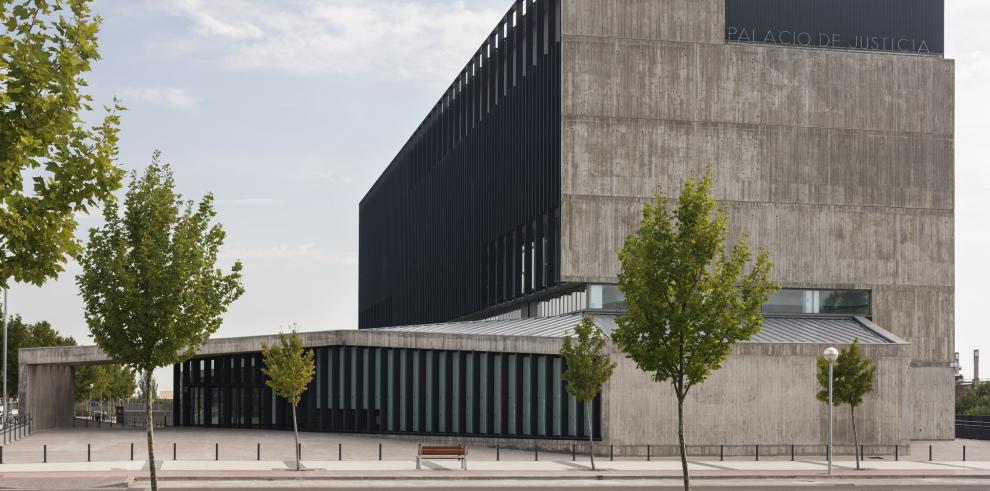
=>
[416,444,468,470]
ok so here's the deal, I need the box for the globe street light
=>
[824,347,839,476]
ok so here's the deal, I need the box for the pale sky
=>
[7,1,990,389]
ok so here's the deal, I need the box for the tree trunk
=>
[292,403,300,471]
[585,400,595,471]
[145,370,158,491]
[851,404,860,470]
[677,394,690,491]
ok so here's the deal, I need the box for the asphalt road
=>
[5,478,990,490]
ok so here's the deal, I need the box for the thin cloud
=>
[218,198,285,206]
[223,243,357,266]
[118,86,201,110]
[155,0,502,86]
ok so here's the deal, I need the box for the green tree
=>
[76,159,244,491]
[261,330,315,472]
[136,370,157,402]
[560,314,616,471]
[957,382,990,416]
[1,312,75,398]
[611,171,778,491]
[1,0,124,289]
[816,338,875,471]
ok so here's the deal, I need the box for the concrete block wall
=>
[601,342,913,449]
[559,0,954,439]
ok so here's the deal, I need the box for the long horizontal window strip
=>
[174,344,599,441]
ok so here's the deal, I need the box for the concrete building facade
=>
[559,0,953,440]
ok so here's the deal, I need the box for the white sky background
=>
[6,0,990,389]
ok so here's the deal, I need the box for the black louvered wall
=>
[359,0,561,329]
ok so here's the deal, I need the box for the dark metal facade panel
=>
[175,345,600,440]
[359,0,562,329]
[725,0,944,54]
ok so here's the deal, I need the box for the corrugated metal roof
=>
[372,313,901,344]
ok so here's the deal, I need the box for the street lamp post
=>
[824,347,839,477]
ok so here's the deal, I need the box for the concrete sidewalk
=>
[3,458,990,480]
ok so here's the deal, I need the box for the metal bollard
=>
[964,445,967,462]
[44,444,47,463]
[720,445,724,461]
[895,445,899,461]
[257,443,261,461]
[791,444,795,461]
[860,445,864,461]
[215,443,219,461]
[929,444,932,462]
[610,445,614,461]
[496,444,500,461]
[299,443,302,461]
[378,443,382,461]
[173,442,176,461]
[755,445,759,461]
[647,445,651,461]
[535,445,539,461]
[338,443,342,461]
[88,443,91,462]
[1,445,4,464]
[130,443,134,461]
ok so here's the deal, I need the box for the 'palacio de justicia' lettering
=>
[727,27,932,54]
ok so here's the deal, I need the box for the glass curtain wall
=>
[175,345,601,440]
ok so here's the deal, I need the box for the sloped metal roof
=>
[372,312,904,344]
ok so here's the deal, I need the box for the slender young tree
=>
[817,338,875,470]
[76,159,244,491]
[261,330,315,471]
[612,171,779,491]
[560,314,616,471]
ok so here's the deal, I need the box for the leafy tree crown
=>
[261,330,315,407]
[1,0,125,288]
[612,171,779,397]
[76,157,244,371]
[560,315,616,402]
[816,338,876,407]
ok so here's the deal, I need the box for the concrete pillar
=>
[18,363,74,429]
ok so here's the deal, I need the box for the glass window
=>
[425,351,433,433]
[439,351,447,432]
[452,351,461,433]
[400,350,407,432]
[537,356,547,436]
[763,289,871,316]
[507,354,517,434]
[493,354,502,434]
[252,388,260,426]
[412,350,420,432]
[586,284,625,310]
[466,352,475,434]
[522,355,531,435]
[479,352,488,434]
[552,357,562,436]
[387,349,395,431]
[315,350,322,409]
